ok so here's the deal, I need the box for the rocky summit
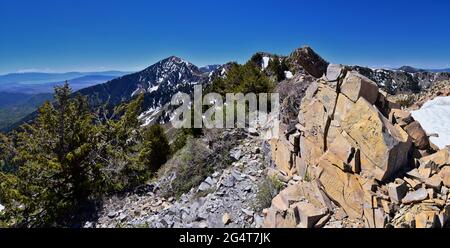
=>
[263,63,450,228]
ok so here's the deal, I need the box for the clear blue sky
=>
[1,0,449,74]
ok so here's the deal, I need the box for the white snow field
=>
[411,96,450,149]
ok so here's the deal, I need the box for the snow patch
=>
[284,71,293,79]
[131,87,143,97]
[411,96,450,149]
[139,106,161,127]
[0,203,4,213]
[262,57,270,69]
[148,85,159,93]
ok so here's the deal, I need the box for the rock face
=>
[288,46,329,78]
[264,67,450,228]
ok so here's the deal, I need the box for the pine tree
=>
[138,124,170,175]
[0,83,104,226]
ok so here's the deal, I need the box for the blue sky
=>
[1,0,449,74]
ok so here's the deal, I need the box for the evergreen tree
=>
[0,83,104,226]
[138,124,170,174]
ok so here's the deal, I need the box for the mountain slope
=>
[0,93,53,130]
[78,56,211,125]
[350,66,450,94]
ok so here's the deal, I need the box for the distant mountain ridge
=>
[350,65,450,94]
[396,66,450,73]
[0,71,129,85]
[0,74,123,94]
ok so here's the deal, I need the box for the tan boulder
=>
[375,90,398,117]
[387,182,408,203]
[222,213,231,225]
[415,211,439,228]
[315,83,338,117]
[334,93,355,123]
[419,149,450,168]
[389,109,414,127]
[327,131,360,173]
[293,202,327,228]
[439,166,450,187]
[296,180,333,210]
[270,138,293,176]
[316,156,365,219]
[299,99,328,148]
[341,97,412,181]
[271,194,289,212]
[294,155,308,179]
[425,174,442,191]
[340,71,379,104]
[363,204,387,228]
[300,136,324,168]
[404,121,430,150]
[263,207,297,228]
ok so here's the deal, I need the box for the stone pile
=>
[90,134,266,228]
[264,64,450,228]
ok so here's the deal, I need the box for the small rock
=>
[107,211,117,218]
[425,174,442,191]
[404,177,422,190]
[242,208,254,216]
[271,194,289,212]
[439,167,450,187]
[407,169,423,180]
[334,208,348,221]
[248,127,259,136]
[221,175,236,187]
[294,202,327,228]
[418,167,432,179]
[205,176,216,186]
[84,221,93,228]
[415,211,438,228]
[402,188,428,204]
[387,182,408,203]
[326,64,345,82]
[118,213,128,222]
[230,149,242,161]
[222,213,231,225]
[253,147,261,154]
[198,182,212,192]
[314,214,331,228]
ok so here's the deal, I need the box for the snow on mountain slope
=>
[262,57,271,69]
[411,96,450,149]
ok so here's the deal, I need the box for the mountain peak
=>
[397,66,424,73]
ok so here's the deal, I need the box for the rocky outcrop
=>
[264,65,450,228]
[288,46,329,78]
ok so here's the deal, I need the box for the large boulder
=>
[270,138,294,176]
[340,71,379,104]
[403,121,430,150]
[316,155,365,219]
[340,98,412,181]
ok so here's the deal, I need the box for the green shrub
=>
[254,176,284,211]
